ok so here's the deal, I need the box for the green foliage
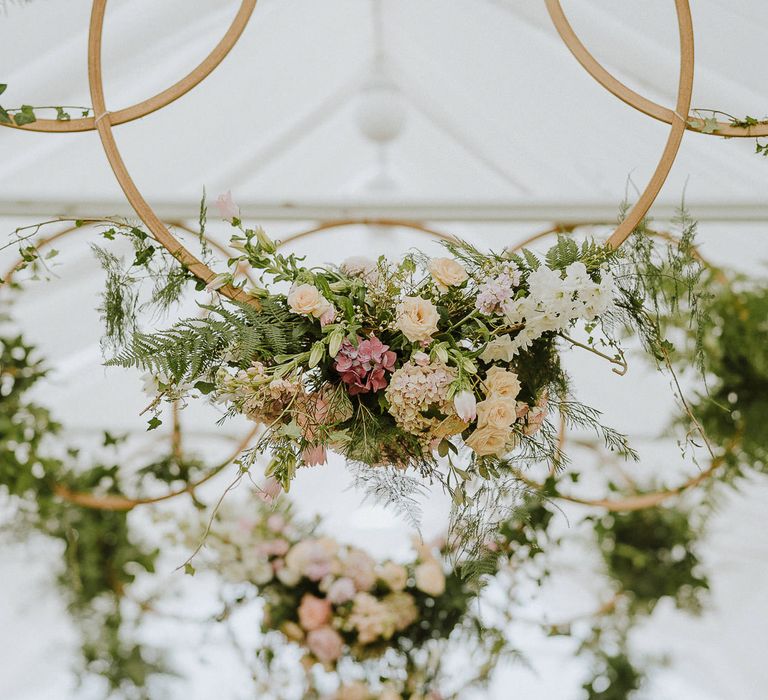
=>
[108,298,308,382]
[0,332,167,696]
[594,507,708,614]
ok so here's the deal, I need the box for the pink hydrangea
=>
[334,335,396,395]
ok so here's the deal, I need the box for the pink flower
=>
[302,444,327,466]
[306,626,344,664]
[215,190,240,221]
[319,305,337,327]
[327,577,357,604]
[298,594,332,631]
[453,390,477,422]
[266,513,285,532]
[256,539,290,557]
[257,477,282,503]
[334,335,397,395]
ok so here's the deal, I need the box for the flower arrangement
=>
[183,492,511,699]
[194,493,474,667]
[112,210,634,502]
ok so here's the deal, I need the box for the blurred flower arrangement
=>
[180,491,511,699]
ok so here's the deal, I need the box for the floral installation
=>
[107,196,651,528]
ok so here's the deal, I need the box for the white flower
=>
[414,560,446,597]
[287,283,332,319]
[341,256,377,277]
[205,272,231,292]
[453,390,477,422]
[480,334,517,363]
[428,257,468,292]
[395,296,440,343]
[276,566,301,586]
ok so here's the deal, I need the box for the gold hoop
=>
[2,0,257,134]
[545,0,768,138]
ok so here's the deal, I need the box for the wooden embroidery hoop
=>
[544,0,768,138]
[1,0,696,299]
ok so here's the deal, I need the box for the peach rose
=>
[484,366,521,400]
[476,395,517,430]
[298,593,332,631]
[428,257,468,292]
[414,560,446,597]
[395,296,440,343]
[287,283,331,319]
[464,424,511,457]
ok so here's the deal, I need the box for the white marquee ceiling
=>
[1,2,768,699]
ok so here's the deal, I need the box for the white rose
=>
[484,366,521,400]
[276,566,301,586]
[476,395,517,429]
[464,424,511,457]
[287,283,331,318]
[395,296,440,343]
[414,560,446,597]
[428,257,468,292]
[479,334,517,363]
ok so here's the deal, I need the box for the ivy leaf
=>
[0,106,12,124]
[12,105,36,126]
[184,563,196,576]
[700,116,719,134]
[55,106,71,121]
[147,416,162,431]
[0,84,7,96]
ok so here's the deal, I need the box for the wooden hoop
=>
[2,0,257,134]
[601,0,694,249]
[545,0,768,138]
[86,0,258,308]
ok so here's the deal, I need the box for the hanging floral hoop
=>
[2,0,257,133]
[3,219,260,511]
[544,0,768,138]
[73,0,691,298]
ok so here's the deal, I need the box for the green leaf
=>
[147,416,162,431]
[12,105,36,126]
[133,245,155,267]
[0,84,6,96]
[184,563,196,576]
[194,380,215,395]
[0,106,10,124]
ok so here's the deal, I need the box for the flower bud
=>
[453,390,477,422]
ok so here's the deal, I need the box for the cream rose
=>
[484,366,522,400]
[395,296,440,343]
[287,283,331,318]
[428,257,468,292]
[378,561,408,592]
[476,395,517,430]
[464,424,511,457]
[414,560,446,597]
